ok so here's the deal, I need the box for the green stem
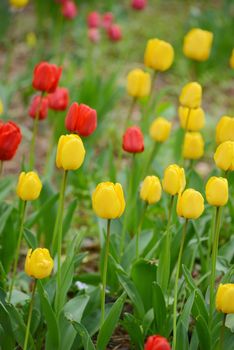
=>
[209,206,222,328]
[173,219,188,350]
[101,219,111,327]
[8,201,27,303]
[181,108,192,166]
[125,97,137,129]
[143,142,159,177]
[219,313,226,350]
[136,203,148,258]
[23,279,37,350]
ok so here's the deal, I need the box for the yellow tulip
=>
[177,189,204,219]
[230,49,234,69]
[178,106,205,131]
[0,99,4,115]
[183,28,213,61]
[214,141,234,171]
[140,176,162,204]
[25,248,54,279]
[56,134,85,171]
[127,69,151,98]
[92,182,125,219]
[162,164,186,196]
[9,0,29,8]
[16,171,42,201]
[149,117,172,142]
[216,116,234,144]
[205,177,228,207]
[216,284,234,314]
[183,132,204,160]
[179,82,202,109]
[26,32,37,48]
[144,38,174,72]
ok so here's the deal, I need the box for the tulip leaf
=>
[192,290,209,324]
[195,315,210,350]
[182,264,197,292]
[152,282,167,336]
[23,228,38,249]
[66,317,95,350]
[176,321,189,350]
[122,313,144,350]
[0,301,15,349]
[62,199,78,238]
[178,291,195,331]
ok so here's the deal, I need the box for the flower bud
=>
[107,24,122,42]
[183,132,204,160]
[178,106,205,131]
[140,176,162,204]
[216,116,234,144]
[214,141,234,171]
[179,82,202,109]
[144,335,171,350]
[149,117,172,142]
[92,182,125,219]
[28,95,49,120]
[10,0,28,8]
[144,38,174,71]
[26,32,37,48]
[88,28,101,44]
[122,126,144,153]
[33,62,62,93]
[127,69,151,98]
[65,102,97,137]
[230,49,234,69]
[61,0,78,20]
[183,28,213,62]
[56,134,85,170]
[216,283,234,314]
[0,99,3,115]
[162,164,186,196]
[205,177,228,207]
[25,248,54,279]
[16,171,42,201]
[131,0,147,10]
[102,12,114,29]
[177,189,204,219]
[0,121,22,161]
[48,87,69,111]
[87,11,100,28]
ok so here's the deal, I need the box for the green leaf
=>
[182,264,197,291]
[23,228,38,249]
[192,290,209,324]
[176,321,189,350]
[122,313,144,350]
[67,318,95,350]
[0,301,14,350]
[152,282,167,336]
[179,291,195,331]
[195,315,210,350]
[62,199,78,238]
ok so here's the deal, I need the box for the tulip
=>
[9,0,28,8]
[230,49,234,69]
[127,69,151,98]
[183,132,204,160]
[102,12,114,29]
[32,62,62,93]
[92,182,125,219]
[16,171,42,201]
[87,11,100,28]
[183,28,213,61]
[88,28,100,43]
[122,126,144,153]
[162,164,186,196]
[144,335,171,350]
[26,32,37,48]
[28,95,49,120]
[107,24,122,42]
[178,106,205,131]
[56,134,85,170]
[140,176,162,205]
[216,116,234,144]
[149,117,172,142]
[0,120,22,161]
[216,284,234,314]
[61,0,78,20]
[48,87,69,111]
[144,38,174,71]
[65,102,97,137]
[206,177,228,207]
[25,248,54,279]
[179,82,202,109]
[131,0,147,10]
[214,141,234,171]
[0,99,3,115]
[177,189,204,219]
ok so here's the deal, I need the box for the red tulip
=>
[107,24,122,42]
[32,62,62,93]
[102,12,114,29]
[88,28,100,43]
[65,102,97,137]
[48,87,69,111]
[61,0,78,20]
[87,11,100,28]
[144,335,171,350]
[131,0,147,10]
[0,120,22,161]
[28,95,49,120]
[122,126,144,153]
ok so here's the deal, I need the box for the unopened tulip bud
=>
[107,24,122,42]
[216,116,234,144]
[140,176,162,204]
[183,28,213,62]
[230,49,234,69]
[216,284,234,314]
[183,132,204,160]
[179,82,202,109]
[56,134,85,170]
[127,69,151,98]
[25,248,54,279]
[178,106,205,131]
[214,141,234,171]
[131,0,147,10]
[144,335,171,350]
[28,95,49,120]
[162,164,186,196]
[0,121,22,161]
[149,117,172,142]
[32,62,62,93]
[177,189,204,219]
[65,102,97,137]
[206,177,228,207]
[144,38,174,71]
[122,126,144,153]
[16,171,42,201]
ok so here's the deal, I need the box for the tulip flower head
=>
[25,248,54,279]
[0,120,22,161]
[216,116,234,144]
[131,0,147,10]
[214,141,234,171]
[56,134,85,170]
[144,38,174,71]
[28,95,49,120]
[178,106,205,131]
[177,189,204,219]
[61,0,78,20]
[183,132,204,160]
[87,11,100,28]
[88,28,101,43]
[144,335,171,350]
[230,49,234,69]
[26,32,37,48]
[0,99,3,115]
[65,102,97,137]
[102,12,114,29]
[183,28,213,62]
[122,126,144,153]
[48,87,69,111]
[149,117,172,142]
[162,164,186,196]
[127,69,151,98]
[216,284,234,314]
[107,24,122,42]
[206,177,228,207]
[179,82,202,109]
[92,182,125,219]
[16,171,42,201]
[140,176,162,204]
[9,0,28,8]
[32,62,62,93]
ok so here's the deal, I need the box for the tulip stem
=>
[125,97,136,129]
[8,200,27,303]
[173,219,188,350]
[136,203,148,258]
[100,219,111,327]
[181,108,192,165]
[209,206,222,329]
[219,313,226,350]
[23,279,37,350]
[54,170,68,315]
